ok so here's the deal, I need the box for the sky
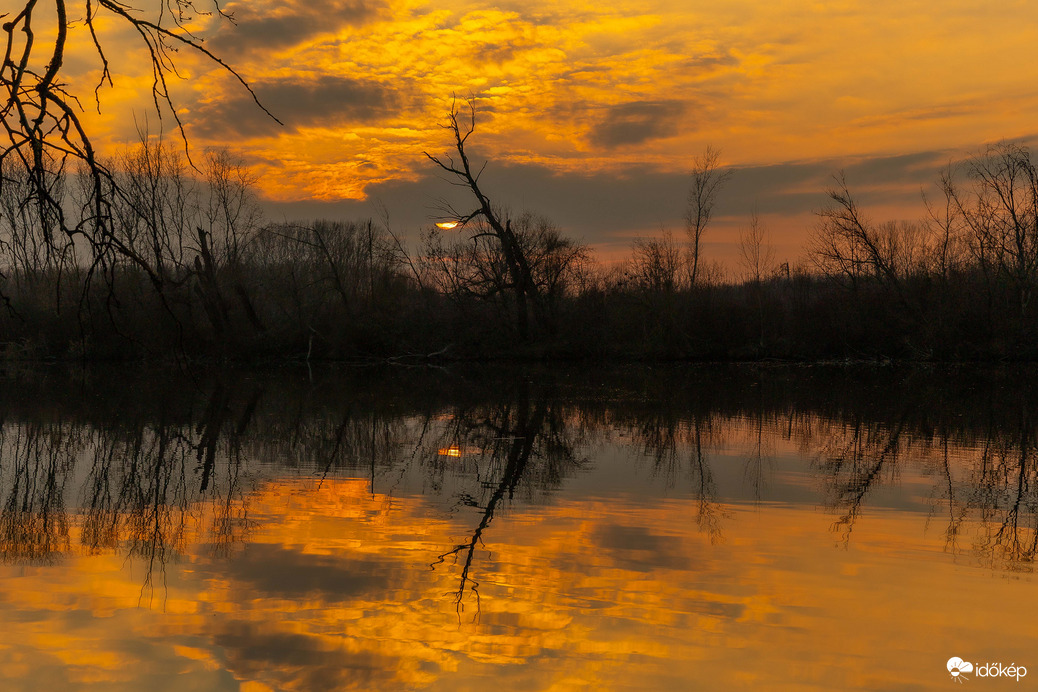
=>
[61,0,1038,267]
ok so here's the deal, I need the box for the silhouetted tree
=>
[810,174,927,307]
[631,230,683,295]
[948,142,1038,319]
[739,208,774,285]
[685,146,731,287]
[0,1,277,302]
[739,208,774,348]
[424,98,539,339]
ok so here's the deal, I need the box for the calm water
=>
[0,365,1035,690]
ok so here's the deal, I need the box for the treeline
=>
[3,140,1038,361]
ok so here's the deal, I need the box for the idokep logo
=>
[947,657,1028,683]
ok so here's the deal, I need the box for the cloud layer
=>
[58,0,1038,260]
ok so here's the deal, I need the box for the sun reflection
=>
[438,444,463,457]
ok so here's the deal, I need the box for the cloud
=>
[211,0,386,55]
[190,75,400,137]
[588,100,688,149]
[258,148,966,264]
[263,158,692,241]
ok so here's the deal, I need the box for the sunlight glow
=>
[436,221,461,230]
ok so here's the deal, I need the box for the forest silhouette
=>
[2,134,1038,362]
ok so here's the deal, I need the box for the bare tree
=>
[1,1,278,298]
[421,211,587,336]
[739,208,774,285]
[810,173,903,291]
[101,137,266,350]
[947,141,1038,317]
[685,146,731,287]
[739,208,774,348]
[923,164,965,282]
[0,159,77,312]
[424,97,538,339]
[810,174,930,342]
[512,213,588,333]
[631,230,683,294]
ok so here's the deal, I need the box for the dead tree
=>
[424,98,538,339]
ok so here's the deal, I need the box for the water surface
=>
[0,365,1034,690]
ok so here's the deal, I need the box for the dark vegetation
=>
[4,133,1038,362]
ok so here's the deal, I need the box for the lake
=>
[0,364,1034,690]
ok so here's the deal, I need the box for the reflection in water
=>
[432,385,583,612]
[0,377,255,601]
[0,422,75,564]
[806,385,1038,569]
[0,365,1036,689]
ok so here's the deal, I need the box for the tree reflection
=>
[1,364,1038,593]
[966,410,1038,568]
[0,422,76,564]
[0,374,257,593]
[626,407,726,542]
[815,409,911,542]
[431,381,584,615]
[806,372,1038,569]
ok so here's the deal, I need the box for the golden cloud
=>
[51,0,1038,205]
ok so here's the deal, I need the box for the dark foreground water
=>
[0,364,1035,690]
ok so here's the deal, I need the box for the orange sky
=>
[57,0,1038,265]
